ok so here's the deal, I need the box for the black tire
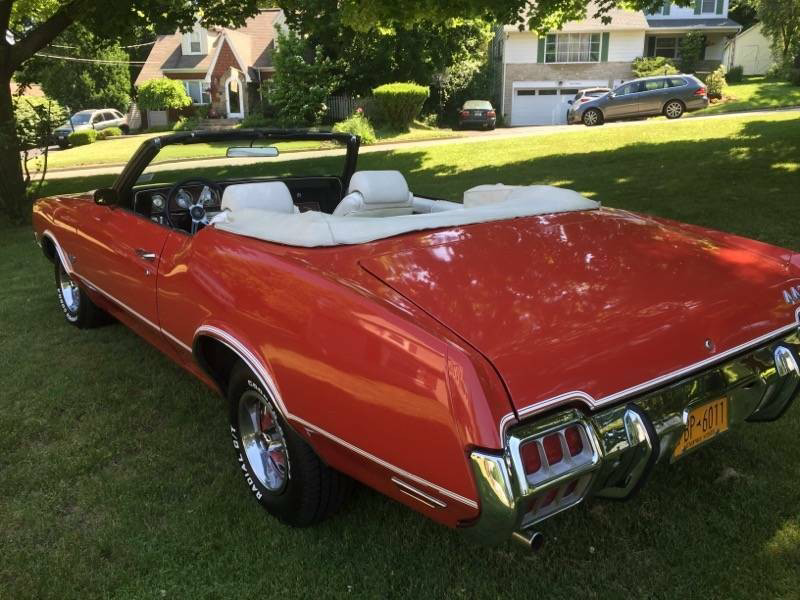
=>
[120,124,130,134]
[57,141,69,149]
[664,100,685,119]
[54,257,107,328]
[582,108,603,127]
[228,362,351,526]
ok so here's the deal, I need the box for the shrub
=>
[372,82,430,130]
[765,62,791,81]
[172,116,200,131]
[240,113,272,128]
[195,104,211,119]
[725,65,744,84]
[332,110,376,144]
[96,126,122,140]
[68,129,97,146]
[705,66,727,99]
[631,56,679,78]
[14,95,67,151]
[679,33,705,73]
[137,78,191,111]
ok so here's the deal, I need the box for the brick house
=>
[135,9,284,119]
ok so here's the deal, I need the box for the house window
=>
[184,29,204,55]
[183,80,211,105]
[654,37,678,58]
[701,0,715,11]
[545,33,601,63]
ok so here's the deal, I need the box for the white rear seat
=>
[333,170,414,218]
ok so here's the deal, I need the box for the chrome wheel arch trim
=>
[499,310,800,439]
[42,229,75,274]
[192,324,479,509]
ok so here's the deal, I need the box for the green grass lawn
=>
[3,113,800,598]
[693,76,800,116]
[38,122,461,171]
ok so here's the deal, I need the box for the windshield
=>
[64,111,93,126]
[463,100,493,110]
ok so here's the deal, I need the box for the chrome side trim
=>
[194,325,480,510]
[500,312,800,438]
[391,477,447,509]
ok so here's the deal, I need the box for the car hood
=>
[360,208,800,417]
[54,123,90,133]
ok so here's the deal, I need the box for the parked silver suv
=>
[568,75,708,126]
[53,109,129,148]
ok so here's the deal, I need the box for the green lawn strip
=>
[5,112,800,598]
[693,76,800,116]
[37,122,462,171]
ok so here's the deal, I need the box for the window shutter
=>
[537,36,545,63]
[662,1,671,15]
[647,37,656,56]
[600,32,610,62]
[715,0,723,14]
[694,0,702,14]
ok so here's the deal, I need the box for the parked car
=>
[33,130,800,552]
[568,87,610,107]
[457,100,496,130]
[568,75,708,126]
[53,108,129,148]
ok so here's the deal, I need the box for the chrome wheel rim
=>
[238,390,289,493]
[584,111,598,125]
[666,102,682,118]
[58,263,80,315]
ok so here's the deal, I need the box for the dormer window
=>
[182,26,207,56]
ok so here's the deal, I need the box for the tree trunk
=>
[0,66,27,223]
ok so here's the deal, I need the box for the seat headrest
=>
[221,181,294,213]
[347,171,410,205]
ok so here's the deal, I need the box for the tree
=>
[14,92,66,198]
[0,0,263,222]
[137,78,191,111]
[748,0,800,65]
[266,27,340,125]
[15,25,131,112]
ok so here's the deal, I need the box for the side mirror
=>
[94,187,118,206]
[609,92,617,98]
[567,99,574,105]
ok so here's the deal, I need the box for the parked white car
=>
[53,109,129,148]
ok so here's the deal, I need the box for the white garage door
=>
[511,88,576,126]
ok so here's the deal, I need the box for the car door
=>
[638,79,667,114]
[604,82,642,118]
[90,111,104,131]
[73,201,172,345]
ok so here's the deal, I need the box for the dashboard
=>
[134,184,221,225]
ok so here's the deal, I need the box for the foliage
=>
[728,0,759,29]
[266,27,340,126]
[679,32,705,73]
[726,65,744,83]
[332,110,377,144]
[16,25,131,112]
[239,113,272,128]
[747,0,800,64]
[67,129,97,146]
[96,126,123,139]
[706,66,727,98]
[765,61,793,80]
[372,82,429,130]
[791,68,800,86]
[172,116,200,131]
[631,56,679,78]
[136,78,192,111]
[13,94,66,151]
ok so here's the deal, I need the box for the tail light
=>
[460,110,469,118]
[578,97,591,103]
[694,87,707,96]
[487,110,496,117]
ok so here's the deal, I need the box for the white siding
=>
[505,32,539,64]
[723,24,775,75]
[704,34,727,60]
[608,31,646,61]
[647,0,729,20]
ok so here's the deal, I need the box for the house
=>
[723,23,774,75]
[135,9,284,120]
[496,2,741,126]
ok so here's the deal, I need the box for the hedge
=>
[372,82,430,130]
[137,78,191,111]
[68,129,97,146]
[96,127,122,140]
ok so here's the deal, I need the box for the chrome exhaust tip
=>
[511,530,544,553]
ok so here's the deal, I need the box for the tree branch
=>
[8,0,87,70]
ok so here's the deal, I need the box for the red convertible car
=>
[33,130,800,551]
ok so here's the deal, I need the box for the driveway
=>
[41,106,800,181]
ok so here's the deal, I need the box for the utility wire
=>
[35,52,148,65]
[50,41,156,49]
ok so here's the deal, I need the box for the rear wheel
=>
[664,100,684,119]
[582,109,603,127]
[54,257,107,328]
[227,362,351,526]
[120,124,130,134]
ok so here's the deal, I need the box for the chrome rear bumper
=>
[465,332,800,546]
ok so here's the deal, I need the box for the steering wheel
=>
[164,177,222,234]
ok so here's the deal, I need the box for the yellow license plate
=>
[673,397,729,460]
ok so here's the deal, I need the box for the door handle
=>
[135,248,157,262]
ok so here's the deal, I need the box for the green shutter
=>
[694,0,702,14]
[662,1,671,15]
[537,35,545,63]
[715,0,723,13]
[600,32,610,62]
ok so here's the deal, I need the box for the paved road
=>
[42,106,800,181]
